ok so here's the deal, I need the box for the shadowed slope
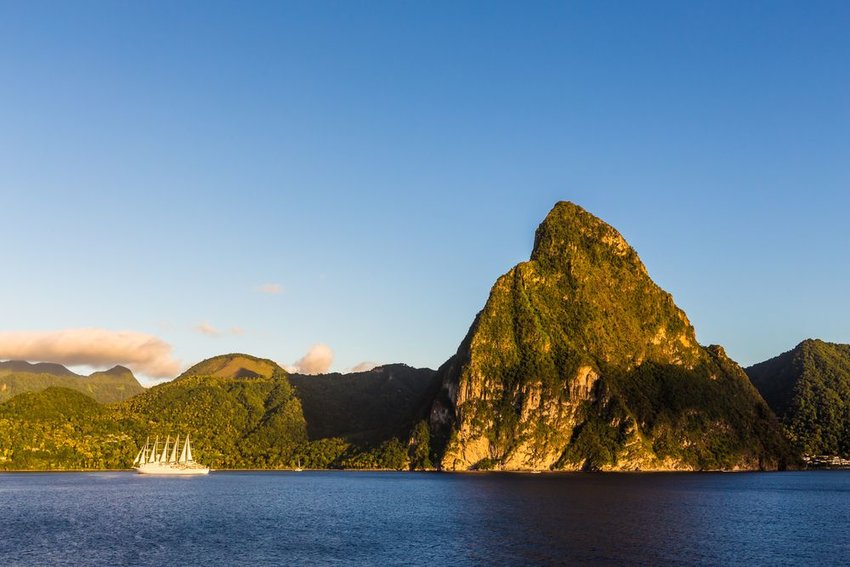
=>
[747,339,850,456]
[289,364,439,445]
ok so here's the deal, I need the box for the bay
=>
[1,471,848,565]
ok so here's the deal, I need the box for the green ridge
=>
[120,354,308,468]
[0,354,435,471]
[0,361,144,404]
[747,339,850,456]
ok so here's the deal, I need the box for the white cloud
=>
[0,328,180,378]
[256,283,283,295]
[350,361,379,373]
[195,323,246,337]
[195,322,221,337]
[290,343,333,375]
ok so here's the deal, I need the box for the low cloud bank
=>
[194,323,245,338]
[0,328,181,378]
[289,343,333,374]
[350,361,379,373]
[195,322,220,337]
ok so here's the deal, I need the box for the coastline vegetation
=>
[0,356,435,472]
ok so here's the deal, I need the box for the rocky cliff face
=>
[431,202,791,471]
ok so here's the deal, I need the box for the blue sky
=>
[1,1,848,381]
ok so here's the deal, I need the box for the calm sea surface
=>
[1,471,848,566]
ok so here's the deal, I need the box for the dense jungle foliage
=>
[0,354,433,471]
[747,339,850,457]
[289,364,439,445]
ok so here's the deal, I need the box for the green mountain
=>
[746,339,850,456]
[0,354,310,470]
[0,353,435,471]
[431,201,791,471]
[179,354,283,380]
[289,364,440,445]
[120,354,308,468]
[0,360,144,403]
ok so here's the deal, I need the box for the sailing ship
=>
[133,434,210,475]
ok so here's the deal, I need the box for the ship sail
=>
[133,437,146,466]
[186,434,193,462]
[169,435,180,463]
[150,436,159,463]
[179,436,188,463]
[160,435,170,463]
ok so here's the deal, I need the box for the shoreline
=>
[0,467,835,474]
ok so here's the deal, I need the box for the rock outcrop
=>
[431,201,791,471]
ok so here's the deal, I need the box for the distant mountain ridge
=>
[746,339,850,456]
[0,360,144,404]
[0,360,78,376]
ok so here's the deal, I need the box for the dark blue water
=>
[1,471,848,566]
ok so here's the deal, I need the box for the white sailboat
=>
[133,433,210,475]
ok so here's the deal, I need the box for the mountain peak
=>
[178,353,286,381]
[432,201,790,471]
[531,201,636,266]
[520,202,700,370]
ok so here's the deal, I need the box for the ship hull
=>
[134,464,210,475]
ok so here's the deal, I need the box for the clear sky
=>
[1,1,848,382]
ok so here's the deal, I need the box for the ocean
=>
[1,470,848,565]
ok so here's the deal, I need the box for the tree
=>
[408,420,432,470]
